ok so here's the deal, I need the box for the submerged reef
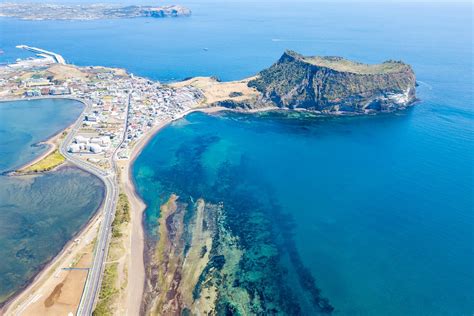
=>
[141,134,333,315]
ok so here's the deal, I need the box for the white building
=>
[68,143,81,153]
[89,143,103,153]
[74,135,88,144]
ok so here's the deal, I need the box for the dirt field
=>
[170,76,260,105]
[3,219,100,316]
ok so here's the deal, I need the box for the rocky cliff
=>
[247,50,416,113]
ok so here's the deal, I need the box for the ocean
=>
[1,1,472,314]
[0,99,104,303]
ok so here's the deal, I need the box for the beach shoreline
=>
[121,105,226,314]
[0,101,225,314]
[1,98,269,315]
[0,95,413,314]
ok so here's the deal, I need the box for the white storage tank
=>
[68,143,81,153]
[74,135,88,144]
[89,143,103,153]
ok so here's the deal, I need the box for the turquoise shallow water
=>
[133,108,473,315]
[0,1,472,314]
[0,99,104,303]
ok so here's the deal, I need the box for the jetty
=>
[16,45,66,64]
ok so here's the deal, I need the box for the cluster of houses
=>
[23,77,71,97]
[125,78,202,144]
[0,56,204,166]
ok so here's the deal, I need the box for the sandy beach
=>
[121,105,226,315]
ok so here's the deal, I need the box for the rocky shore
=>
[176,50,417,115]
[247,50,417,113]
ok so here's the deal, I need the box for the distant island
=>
[0,3,191,21]
[178,50,417,115]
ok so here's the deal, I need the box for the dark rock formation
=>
[229,91,243,98]
[248,50,416,113]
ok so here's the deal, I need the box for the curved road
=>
[58,95,130,315]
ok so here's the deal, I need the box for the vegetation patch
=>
[93,262,119,316]
[93,192,130,316]
[112,193,131,238]
[23,149,65,173]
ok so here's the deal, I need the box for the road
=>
[58,93,131,315]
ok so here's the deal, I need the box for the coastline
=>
[122,105,226,315]
[115,103,282,313]
[0,96,100,314]
[1,92,420,314]
[1,93,346,314]
[0,94,412,314]
[1,94,273,315]
[1,101,225,314]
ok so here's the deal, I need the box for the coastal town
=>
[0,44,265,316]
[0,47,210,315]
[0,46,204,170]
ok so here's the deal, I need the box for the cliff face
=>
[248,50,416,113]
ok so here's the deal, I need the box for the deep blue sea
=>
[0,100,104,303]
[1,1,472,314]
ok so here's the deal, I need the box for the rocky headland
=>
[177,50,417,115]
[248,50,416,113]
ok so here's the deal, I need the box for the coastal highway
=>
[58,95,129,315]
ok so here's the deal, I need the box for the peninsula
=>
[0,48,416,315]
[178,50,417,114]
[0,3,191,21]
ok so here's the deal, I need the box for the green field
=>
[23,149,65,173]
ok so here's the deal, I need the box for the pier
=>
[16,45,66,64]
